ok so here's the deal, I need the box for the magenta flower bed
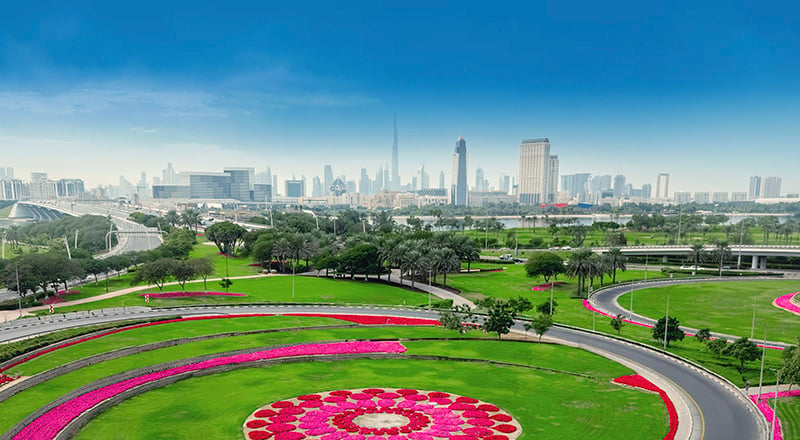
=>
[774,292,800,315]
[243,389,521,440]
[12,342,407,440]
[138,291,247,298]
[612,375,677,440]
[531,282,565,291]
[0,313,439,375]
[750,389,800,440]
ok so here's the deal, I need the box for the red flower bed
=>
[612,375,678,440]
[244,389,522,440]
[0,374,20,386]
[138,291,247,298]
[285,314,440,326]
[531,282,566,291]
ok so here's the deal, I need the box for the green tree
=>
[438,304,477,335]
[610,314,624,335]
[133,258,175,291]
[80,258,107,285]
[535,299,558,315]
[431,247,460,287]
[695,328,712,346]
[191,257,215,291]
[710,240,731,276]
[205,221,247,255]
[164,210,180,227]
[525,314,554,342]
[781,340,800,393]
[687,243,706,268]
[707,338,728,359]
[479,298,517,339]
[566,248,594,297]
[171,259,196,292]
[652,316,685,347]
[525,252,565,282]
[219,277,233,293]
[724,337,761,370]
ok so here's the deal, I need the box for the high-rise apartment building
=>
[451,136,468,206]
[731,192,747,202]
[613,175,627,198]
[518,138,553,205]
[748,176,762,199]
[561,173,590,198]
[499,174,511,194]
[518,138,548,205]
[359,168,371,195]
[655,173,670,200]
[418,164,430,190]
[474,168,485,192]
[312,176,323,197]
[712,192,729,203]
[762,177,782,198]
[674,192,691,204]
[694,192,711,204]
[285,179,305,198]
[439,172,445,190]
[548,156,559,202]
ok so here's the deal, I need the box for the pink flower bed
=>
[138,291,247,298]
[774,292,800,315]
[749,389,800,440]
[12,342,407,440]
[612,375,677,440]
[0,314,438,374]
[0,373,20,386]
[531,282,565,291]
[243,389,522,440]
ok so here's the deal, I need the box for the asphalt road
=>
[589,277,798,348]
[0,304,766,440]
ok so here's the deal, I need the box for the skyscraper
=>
[451,136,468,206]
[391,115,400,191]
[749,176,762,199]
[312,176,323,197]
[518,138,551,205]
[324,165,334,196]
[474,168,485,191]
[374,166,384,193]
[359,168,371,195]
[762,177,782,198]
[613,175,627,198]
[548,155,559,202]
[439,171,445,190]
[655,173,670,200]
[418,164,430,190]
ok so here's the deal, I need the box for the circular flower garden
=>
[243,388,522,440]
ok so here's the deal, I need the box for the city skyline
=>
[1,2,799,193]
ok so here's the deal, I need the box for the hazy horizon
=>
[1,1,799,194]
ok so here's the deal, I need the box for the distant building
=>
[561,173,590,199]
[731,192,747,202]
[0,179,28,200]
[694,192,711,204]
[712,192,729,203]
[56,179,85,198]
[613,174,627,198]
[656,173,670,200]
[762,177,782,198]
[224,167,254,201]
[324,165,334,197]
[252,184,272,203]
[451,136,468,206]
[189,172,229,199]
[285,179,305,198]
[674,192,691,204]
[518,138,553,205]
[548,155,559,202]
[469,191,517,207]
[748,176,762,199]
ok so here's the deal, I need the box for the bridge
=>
[591,244,800,269]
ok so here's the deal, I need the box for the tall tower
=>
[518,138,550,205]
[548,155,559,202]
[324,165,334,196]
[656,173,670,200]
[451,136,468,206]
[391,115,400,191]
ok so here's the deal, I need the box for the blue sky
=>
[1,1,798,194]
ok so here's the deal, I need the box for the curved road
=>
[589,277,798,349]
[0,302,766,439]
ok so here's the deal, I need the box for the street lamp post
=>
[758,322,768,403]
[629,281,634,320]
[751,297,757,339]
[737,213,746,269]
[770,368,781,439]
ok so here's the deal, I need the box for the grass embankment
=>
[446,264,788,386]
[617,281,800,344]
[74,340,664,440]
[775,396,800,440]
[50,276,430,313]
[188,237,262,278]
[1,322,668,440]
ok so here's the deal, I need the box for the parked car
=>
[499,254,513,261]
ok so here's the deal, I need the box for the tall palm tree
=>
[711,240,731,276]
[606,247,627,284]
[272,237,292,273]
[433,247,460,287]
[687,243,705,267]
[566,248,594,297]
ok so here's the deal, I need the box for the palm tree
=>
[273,237,292,272]
[181,209,201,232]
[687,243,705,268]
[164,210,180,228]
[710,240,731,276]
[606,247,627,284]
[433,247,461,287]
[566,248,594,297]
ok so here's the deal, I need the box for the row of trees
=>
[438,296,554,341]
[132,257,215,291]
[1,215,117,254]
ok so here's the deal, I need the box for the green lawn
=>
[445,264,787,386]
[775,395,800,440]
[50,276,431,313]
[71,341,666,440]
[188,237,262,277]
[617,280,800,343]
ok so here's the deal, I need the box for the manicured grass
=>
[51,276,431,313]
[188,237,261,277]
[446,264,787,386]
[73,344,666,440]
[775,395,800,440]
[617,280,800,343]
